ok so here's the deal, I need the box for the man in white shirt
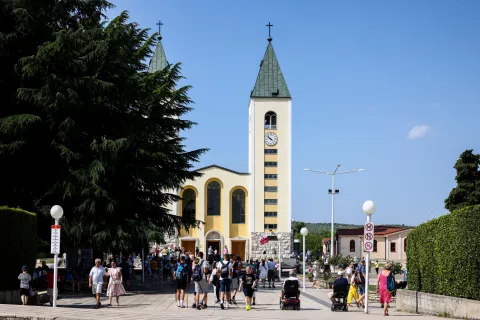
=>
[267,258,277,288]
[89,258,106,309]
[216,254,233,309]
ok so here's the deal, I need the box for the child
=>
[18,265,32,305]
[239,266,258,310]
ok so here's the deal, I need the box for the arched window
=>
[264,111,277,129]
[182,189,196,220]
[232,189,246,224]
[404,238,407,252]
[349,239,355,252]
[373,240,378,252]
[207,181,221,216]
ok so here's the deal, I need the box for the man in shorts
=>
[216,254,233,309]
[89,258,106,309]
[192,252,209,310]
[239,266,258,310]
[355,260,367,306]
[174,256,189,308]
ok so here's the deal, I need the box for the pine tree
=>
[0,2,207,251]
[445,149,480,211]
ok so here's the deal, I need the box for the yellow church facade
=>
[155,31,293,260]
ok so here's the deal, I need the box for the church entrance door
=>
[207,240,220,255]
[231,241,246,261]
[181,240,195,255]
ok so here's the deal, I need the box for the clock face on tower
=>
[264,132,278,146]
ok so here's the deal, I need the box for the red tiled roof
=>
[336,226,411,236]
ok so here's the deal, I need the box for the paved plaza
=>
[0,277,438,320]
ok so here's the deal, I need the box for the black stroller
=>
[280,279,300,310]
[330,285,348,312]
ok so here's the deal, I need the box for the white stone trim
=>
[287,99,292,232]
[204,229,224,255]
[248,99,255,232]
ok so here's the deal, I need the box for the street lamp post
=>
[50,205,64,308]
[362,200,376,314]
[278,234,282,282]
[304,165,364,255]
[300,227,308,292]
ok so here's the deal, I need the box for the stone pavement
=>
[0,277,438,320]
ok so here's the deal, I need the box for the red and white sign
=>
[260,233,269,245]
[363,222,375,252]
[51,225,61,255]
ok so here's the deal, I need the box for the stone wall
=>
[250,232,292,260]
[396,289,480,320]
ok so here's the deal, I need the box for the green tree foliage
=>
[0,1,206,252]
[297,231,330,253]
[292,221,305,237]
[0,207,37,291]
[445,149,480,212]
[406,205,480,300]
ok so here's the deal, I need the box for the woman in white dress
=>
[106,261,126,306]
[259,260,268,288]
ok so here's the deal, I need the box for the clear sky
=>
[106,0,480,226]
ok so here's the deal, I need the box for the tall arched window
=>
[349,239,355,252]
[207,181,221,216]
[373,240,378,252]
[264,111,277,129]
[182,189,196,220]
[232,189,246,224]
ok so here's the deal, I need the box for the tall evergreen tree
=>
[445,149,480,211]
[0,2,207,251]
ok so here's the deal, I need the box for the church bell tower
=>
[248,24,292,255]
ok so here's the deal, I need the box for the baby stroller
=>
[331,285,348,312]
[280,279,300,310]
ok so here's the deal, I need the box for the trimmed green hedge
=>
[406,205,480,300]
[0,206,37,291]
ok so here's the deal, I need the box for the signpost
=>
[363,220,375,313]
[51,225,61,254]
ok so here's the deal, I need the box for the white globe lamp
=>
[362,200,376,216]
[300,227,308,236]
[50,205,64,220]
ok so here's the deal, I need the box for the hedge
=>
[406,205,480,300]
[0,206,37,291]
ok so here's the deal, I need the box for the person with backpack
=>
[377,263,394,316]
[355,260,367,307]
[192,252,209,310]
[174,256,189,308]
[216,254,233,310]
[209,261,221,303]
[230,255,242,305]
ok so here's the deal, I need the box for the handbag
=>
[113,279,122,285]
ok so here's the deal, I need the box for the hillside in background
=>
[297,221,414,234]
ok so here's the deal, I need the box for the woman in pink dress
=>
[377,263,392,316]
[106,261,126,306]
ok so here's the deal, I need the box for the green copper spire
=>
[148,20,168,73]
[250,42,291,98]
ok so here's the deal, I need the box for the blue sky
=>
[106,0,480,226]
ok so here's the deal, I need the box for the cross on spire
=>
[266,22,273,42]
[156,20,164,39]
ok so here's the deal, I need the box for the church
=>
[150,24,293,261]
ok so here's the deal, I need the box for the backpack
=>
[220,261,230,278]
[387,272,397,293]
[205,261,212,276]
[355,268,365,284]
[232,261,239,278]
[176,263,188,280]
[192,260,203,282]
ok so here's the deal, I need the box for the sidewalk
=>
[0,277,438,320]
